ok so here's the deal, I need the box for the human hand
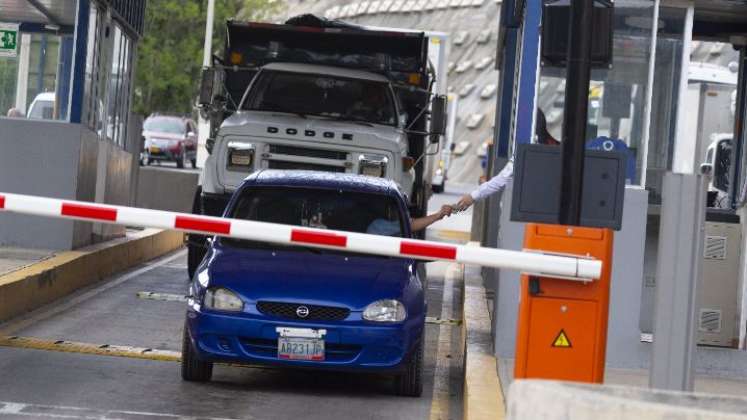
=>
[437,205,453,220]
[456,194,474,211]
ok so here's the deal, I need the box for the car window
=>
[143,117,185,134]
[224,187,405,251]
[243,71,397,126]
[28,100,54,120]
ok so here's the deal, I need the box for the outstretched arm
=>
[456,161,514,210]
[410,205,452,232]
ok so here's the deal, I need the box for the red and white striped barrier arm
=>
[0,192,602,281]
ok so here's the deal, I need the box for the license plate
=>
[149,146,160,153]
[278,337,325,361]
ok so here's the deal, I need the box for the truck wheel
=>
[395,337,424,397]
[181,322,213,382]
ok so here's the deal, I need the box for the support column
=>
[650,172,706,391]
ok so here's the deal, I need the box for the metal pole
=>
[202,0,215,68]
[197,0,215,167]
[649,173,706,391]
[559,0,595,226]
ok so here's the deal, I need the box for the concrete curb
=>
[0,229,184,323]
[507,380,747,420]
[462,242,506,420]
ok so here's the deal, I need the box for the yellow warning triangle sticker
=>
[552,330,572,348]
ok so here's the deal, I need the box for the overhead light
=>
[44,24,60,31]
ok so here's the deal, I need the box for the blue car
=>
[182,170,426,396]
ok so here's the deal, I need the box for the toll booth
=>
[0,0,145,250]
[483,0,747,383]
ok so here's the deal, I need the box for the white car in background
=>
[26,92,55,120]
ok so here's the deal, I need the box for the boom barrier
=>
[0,192,602,280]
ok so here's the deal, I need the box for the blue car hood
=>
[206,245,411,310]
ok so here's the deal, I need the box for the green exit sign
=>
[0,23,19,58]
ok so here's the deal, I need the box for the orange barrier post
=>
[514,223,614,383]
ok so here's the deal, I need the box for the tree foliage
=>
[133,0,281,117]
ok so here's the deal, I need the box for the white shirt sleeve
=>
[469,161,514,202]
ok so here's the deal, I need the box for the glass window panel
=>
[537,0,656,186]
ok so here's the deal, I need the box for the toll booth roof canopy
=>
[693,0,747,39]
[0,0,77,26]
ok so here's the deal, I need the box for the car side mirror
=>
[430,95,448,142]
[199,67,215,106]
[206,138,215,155]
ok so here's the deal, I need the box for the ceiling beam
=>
[25,0,63,26]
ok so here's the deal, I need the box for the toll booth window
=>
[0,32,72,121]
[81,9,135,147]
[537,0,656,187]
[225,187,405,250]
[242,71,397,127]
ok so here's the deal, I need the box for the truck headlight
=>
[227,142,255,171]
[363,299,406,322]
[359,154,388,177]
[204,287,244,312]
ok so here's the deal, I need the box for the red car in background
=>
[142,115,198,169]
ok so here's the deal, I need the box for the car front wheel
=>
[395,337,424,397]
[181,322,213,382]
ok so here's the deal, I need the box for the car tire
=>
[431,183,444,194]
[395,337,424,397]
[191,158,197,169]
[177,151,185,169]
[181,322,213,382]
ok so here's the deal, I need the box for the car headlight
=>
[203,287,244,312]
[363,299,406,322]
[359,154,388,177]
[227,142,255,171]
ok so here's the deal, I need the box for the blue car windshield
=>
[223,187,405,252]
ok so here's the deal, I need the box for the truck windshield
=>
[223,187,406,251]
[242,71,397,126]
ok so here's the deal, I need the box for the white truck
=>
[189,16,448,276]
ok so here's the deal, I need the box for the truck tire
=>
[187,244,206,281]
[181,321,213,382]
[395,337,424,397]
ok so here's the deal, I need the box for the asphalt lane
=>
[0,224,465,419]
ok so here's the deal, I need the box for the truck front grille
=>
[268,145,348,161]
[268,160,345,173]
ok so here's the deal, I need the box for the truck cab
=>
[202,62,414,199]
[190,16,448,277]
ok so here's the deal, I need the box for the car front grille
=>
[256,301,350,321]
